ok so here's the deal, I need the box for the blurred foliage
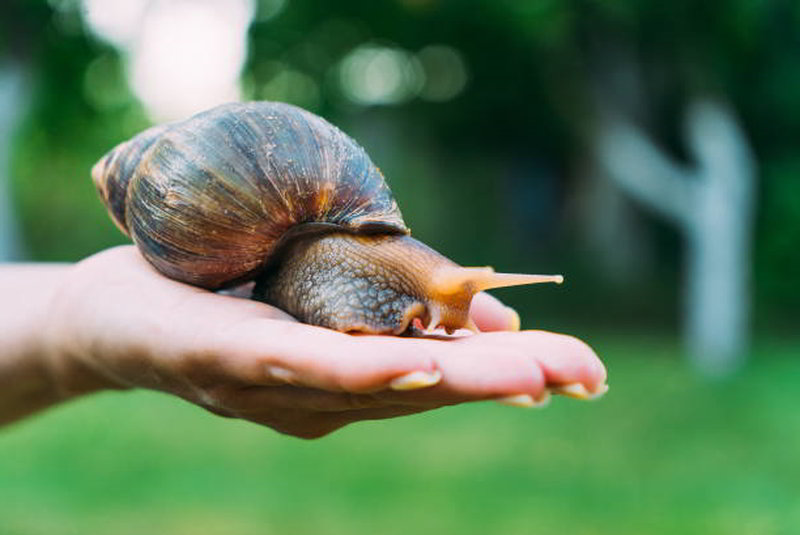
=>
[2,336,800,534]
[2,0,800,326]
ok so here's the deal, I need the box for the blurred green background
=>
[1,0,799,533]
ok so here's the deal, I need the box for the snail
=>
[92,101,562,335]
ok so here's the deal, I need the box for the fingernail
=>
[589,383,610,399]
[507,307,521,332]
[389,370,442,391]
[265,365,296,384]
[496,391,551,408]
[551,382,609,400]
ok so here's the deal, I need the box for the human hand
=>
[43,246,607,439]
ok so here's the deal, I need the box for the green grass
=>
[2,336,799,535]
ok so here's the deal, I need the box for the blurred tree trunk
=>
[574,41,656,287]
[595,100,756,376]
[0,61,27,261]
[573,164,653,287]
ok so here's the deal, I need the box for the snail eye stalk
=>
[431,266,564,295]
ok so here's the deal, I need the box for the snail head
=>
[253,232,563,335]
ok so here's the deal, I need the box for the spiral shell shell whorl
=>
[92,102,409,289]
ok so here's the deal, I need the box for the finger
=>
[225,325,602,403]
[522,331,607,390]
[180,305,602,403]
[373,341,547,406]
[451,330,606,391]
[469,292,520,332]
[372,330,605,405]
[206,319,440,393]
[225,365,528,415]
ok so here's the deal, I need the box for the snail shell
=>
[92,102,408,290]
[93,101,561,334]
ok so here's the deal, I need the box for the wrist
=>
[39,264,126,400]
[0,264,106,425]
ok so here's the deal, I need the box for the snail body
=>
[93,101,561,334]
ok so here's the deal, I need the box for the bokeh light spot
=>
[259,66,320,111]
[80,0,256,122]
[82,53,131,111]
[339,44,424,106]
[417,45,468,102]
[81,0,150,47]
[256,0,287,22]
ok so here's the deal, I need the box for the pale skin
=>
[0,246,607,439]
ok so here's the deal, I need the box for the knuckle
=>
[500,349,545,394]
[515,351,545,392]
[528,360,546,392]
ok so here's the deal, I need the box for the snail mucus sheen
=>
[92,102,562,335]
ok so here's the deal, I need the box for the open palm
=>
[44,246,607,438]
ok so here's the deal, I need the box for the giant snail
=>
[92,101,563,336]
